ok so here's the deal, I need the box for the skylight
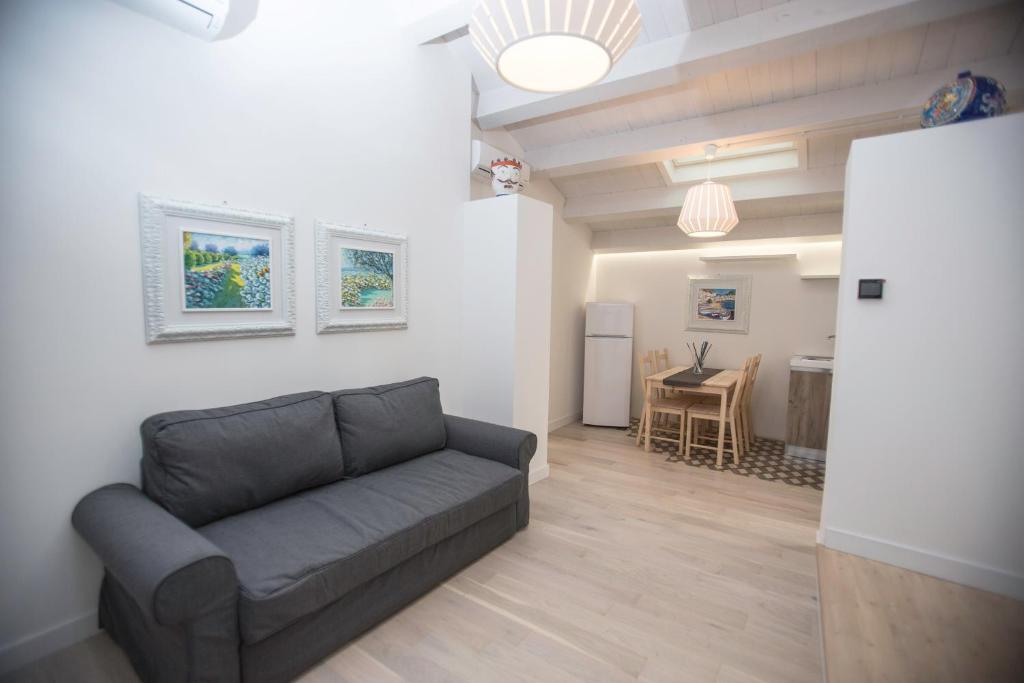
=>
[670,141,797,167]
[661,140,802,185]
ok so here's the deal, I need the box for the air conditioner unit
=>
[109,0,258,41]
[471,140,531,184]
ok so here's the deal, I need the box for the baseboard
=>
[0,609,98,675]
[529,463,550,485]
[548,413,581,432]
[821,526,1024,600]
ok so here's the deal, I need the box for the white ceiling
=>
[685,0,794,29]
[413,1,1024,248]
[505,4,1024,151]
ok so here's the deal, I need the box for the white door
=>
[583,336,633,427]
[586,302,634,338]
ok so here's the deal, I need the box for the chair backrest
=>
[655,348,671,372]
[742,353,762,407]
[639,350,657,386]
[748,353,763,386]
[728,357,752,412]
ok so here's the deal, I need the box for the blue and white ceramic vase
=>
[921,71,1006,128]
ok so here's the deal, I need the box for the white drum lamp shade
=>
[677,180,740,238]
[469,0,642,93]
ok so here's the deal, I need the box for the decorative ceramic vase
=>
[921,71,1006,128]
[491,157,526,196]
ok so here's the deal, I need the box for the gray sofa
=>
[72,377,536,683]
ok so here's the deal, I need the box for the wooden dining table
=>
[637,365,741,465]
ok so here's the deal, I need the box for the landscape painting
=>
[697,288,736,321]
[181,230,271,310]
[340,247,394,309]
[687,275,751,334]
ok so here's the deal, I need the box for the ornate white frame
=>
[686,274,753,335]
[140,194,296,343]
[315,220,408,333]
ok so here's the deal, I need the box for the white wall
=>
[820,115,1024,599]
[461,196,553,482]
[0,0,472,670]
[470,127,594,431]
[593,241,842,440]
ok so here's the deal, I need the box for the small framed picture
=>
[686,275,752,334]
[140,195,295,343]
[315,220,407,333]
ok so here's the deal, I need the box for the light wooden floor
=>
[3,423,825,683]
[818,546,1024,683]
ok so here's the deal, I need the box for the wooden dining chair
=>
[645,392,700,455]
[652,348,676,428]
[635,350,658,446]
[684,358,750,467]
[654,348,671,373]
[740,353,762,447]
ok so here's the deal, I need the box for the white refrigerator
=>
[582,302,634,427]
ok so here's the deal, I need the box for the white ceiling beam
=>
[402,0,474,45]
[591,216,844,253]
[476,0,1007,128]
[529,53,1024,176]
[564,167,845,223]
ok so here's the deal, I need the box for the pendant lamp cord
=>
[704,143,716,182]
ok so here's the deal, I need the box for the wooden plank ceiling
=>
[506,3,1024,151]
[432,1,1024,241]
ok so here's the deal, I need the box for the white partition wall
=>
[461,195,553,483]
[820,114,1024,599]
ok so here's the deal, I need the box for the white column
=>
[461,194,553,483]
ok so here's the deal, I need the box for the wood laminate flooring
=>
[3,423,825,683]
[818,546,1024,683]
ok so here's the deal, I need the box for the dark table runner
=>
[663,368,724,387]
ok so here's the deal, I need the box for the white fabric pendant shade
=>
[469,0,642,93]
[677,180,740,237]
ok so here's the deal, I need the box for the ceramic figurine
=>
[491,157,526,196]
[921,71,1006,128]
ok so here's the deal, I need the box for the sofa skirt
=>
[241,502,520,683]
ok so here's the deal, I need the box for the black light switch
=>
[858,279,885,299]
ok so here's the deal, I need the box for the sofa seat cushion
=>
[198,449,523,644]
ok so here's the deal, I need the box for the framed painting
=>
[315,220,408,333]
[686,275,752,334]
[140,195,295,343]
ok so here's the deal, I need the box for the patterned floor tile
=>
[625,418,825,490]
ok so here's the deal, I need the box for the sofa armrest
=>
[72,483,237,627]
[444,414,536,476]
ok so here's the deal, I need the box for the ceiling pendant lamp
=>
[469,0,643,93]
[677,145,739,238]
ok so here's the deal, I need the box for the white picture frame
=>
[140,194,296,343]
[315,220,408,333]
[686,274,752,335]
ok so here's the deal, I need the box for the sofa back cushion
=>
[141,391,344,526]
[332,377,446,477]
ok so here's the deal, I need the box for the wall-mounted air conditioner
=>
[471,139,531,184]
[109,0,258,41]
